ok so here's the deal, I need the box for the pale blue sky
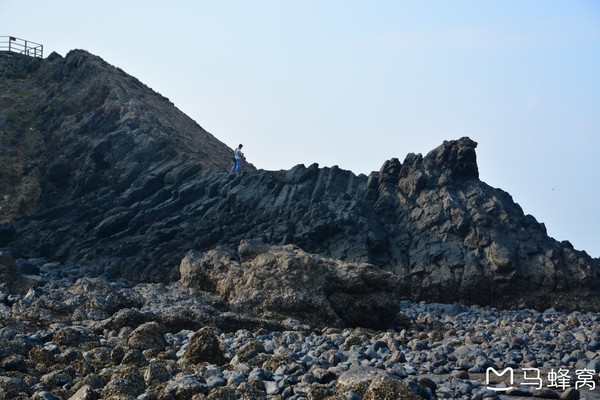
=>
[2,1,599,258]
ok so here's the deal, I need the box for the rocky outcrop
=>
[0,49,251,220]
[370,138,600,311]
[180,240,406,330]
[0,50,598,311]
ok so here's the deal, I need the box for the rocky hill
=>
[1,49,599,312]
[0,49,250,222]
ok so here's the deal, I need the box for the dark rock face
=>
[0,50,250,219]
[0,50,598,311]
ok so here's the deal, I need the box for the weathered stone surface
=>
[337,365,420,399]
[163,374,208,399]
[183,326,227,365]
[0,251,19,285]
[0,251,35,294]
[100,365,145,398]
[67,385,96,400]
[180,240,404,329]
[127,321,168,352]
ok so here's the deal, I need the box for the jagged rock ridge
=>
[0,50,598,311]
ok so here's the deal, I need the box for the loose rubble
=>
[1,257,599,399]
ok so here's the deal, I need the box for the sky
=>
[1,1,599,258]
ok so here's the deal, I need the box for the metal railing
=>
[0,36,43,58]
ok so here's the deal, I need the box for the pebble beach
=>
[161,301,600,399]
[2,262,599,399]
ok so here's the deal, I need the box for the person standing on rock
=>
[230,144,244,175]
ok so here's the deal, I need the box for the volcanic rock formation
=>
[0,49,598,312]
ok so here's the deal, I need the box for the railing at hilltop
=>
[0,36,43,58]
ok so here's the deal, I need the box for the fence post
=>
[1,36,43,58]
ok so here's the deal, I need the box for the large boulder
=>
[0,251,19,285]
[180,240,405,329]
[336,366,420,400]
[0,251,37,295]
[183,326,227,365]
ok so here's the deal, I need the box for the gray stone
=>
[183,326,227,365]
[586,359,600,372]
[264,380,280,395]
[225,370,246,385]
[533,388,561,399]
[451,370,470,379]
[205,375,226,389]
[454,345,474,358]
[560,387,580,400]
[163,375,208,398]
[127,321,167,351]
[67,386,96,400]
[337,365,419,399]
[32,392,62,400]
